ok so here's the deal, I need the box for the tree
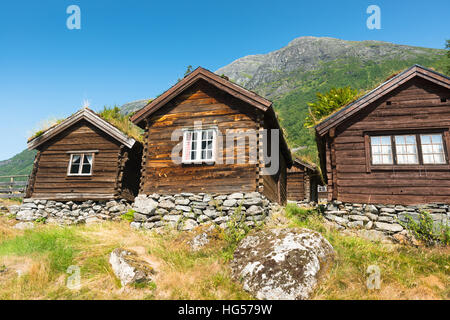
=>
[304,87,359,128]
[177,65,194,82]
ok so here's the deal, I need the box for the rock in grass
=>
[230,228,335,300]
[13,222,34,230]
[109,248,155,287]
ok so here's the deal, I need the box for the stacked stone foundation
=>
[130,192,275,231]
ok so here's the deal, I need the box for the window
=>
[371,136,393,164]
[395,135,418,164]
[420,134,446,164]
[182,129,216,164]
[68,153,93,176]
[369,132,447,166]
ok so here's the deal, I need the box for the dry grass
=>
[0,208,448,300]
[0,218,250,300]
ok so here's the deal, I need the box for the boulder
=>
[133,197,158,215]
[109,248,155,286]
[230,228,335,300]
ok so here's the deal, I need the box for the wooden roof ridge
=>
[315,64,450,136]
[27,107,136,150]
[130,66,272,125]
[293,157,317,171]
[131,66,293,167]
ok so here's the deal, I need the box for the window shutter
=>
[182,131,192,163]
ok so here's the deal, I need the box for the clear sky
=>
[0,0,449,160]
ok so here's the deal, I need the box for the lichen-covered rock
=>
[230,228,335,300]
[109,248,155,286]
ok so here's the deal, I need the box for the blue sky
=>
[0,0,449,160]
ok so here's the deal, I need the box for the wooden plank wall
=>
[330,77,450,204]
[31,120,122,200]
[287,164,305,201]
[141,80,260,194]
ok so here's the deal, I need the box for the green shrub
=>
[121,209,135,222]
[399,211,450,246]
[222,205,250,260]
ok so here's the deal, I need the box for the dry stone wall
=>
[322,201,449,237]
[12,199,131,225]
[130,192,274,231]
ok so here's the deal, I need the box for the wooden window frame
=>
[67,152,95,176]
[181,128,217,165]
[364,129,450,171]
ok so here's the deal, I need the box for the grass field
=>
[0,201,448,300]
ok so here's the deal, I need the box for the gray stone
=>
[133,197,158,215]
[243,198,263,207]
[223,199,237,207]
[133,212,148,222]
[244,192,261,199]
[130,222,142,230]
[380,208,396,214]
[348,215,369,222]
[158,200,175,210]
[348,221,364,228]
[230,228,335,300]
[175,205,191,212]
[246,205,263,216]
[16,210,35,221]
[228,192,244,199]
[13,222,34,230]
[203,209,219,219]
[175,198,190,205]
[374,222,403,233]
[181,219,198,231]
[109,248,155,286]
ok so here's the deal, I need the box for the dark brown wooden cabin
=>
[316,65,450,205]
[131,67,292,204]
[287,158,319,202]
[26,108,143,201]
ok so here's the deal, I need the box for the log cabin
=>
[287,158,320,202]
[130,67,293,204]
[315,65,450,205]
[26,108,143,201]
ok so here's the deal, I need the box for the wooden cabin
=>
[26,108,143,201]
[131,67,292,204]
[315,65,450,205]
[287,158,320,202]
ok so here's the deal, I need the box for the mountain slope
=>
[216,36,447,161]
[0,149,37,177]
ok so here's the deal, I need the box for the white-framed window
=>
[182,128,217,164]
[395,135,419,164]
[371,136,393,165]
[420,134,446,164]
[317,185,327,193]
[369,132,448,166]
[68,153,94,176]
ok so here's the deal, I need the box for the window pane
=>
[371,136,392,164]
[82,164,91,174]
[72,155,81,164]
[70,164,80,174]
[395,135,418,164]
[69,155,81,174]
[421,134,446,164]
